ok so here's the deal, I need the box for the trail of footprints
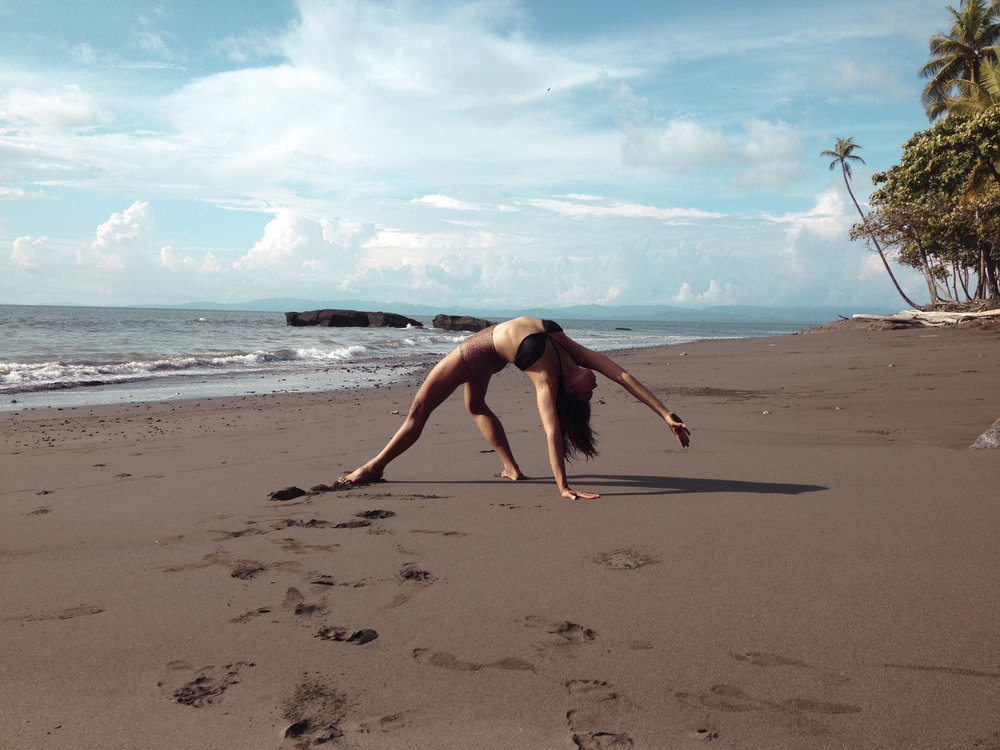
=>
[154,485,866,747]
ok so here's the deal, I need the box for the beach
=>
[2,324,998,749]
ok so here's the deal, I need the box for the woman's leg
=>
[339,350,470,483]
[464,377,524,480]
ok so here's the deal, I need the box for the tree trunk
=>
[844,175,921,308]
[914,234,942,303]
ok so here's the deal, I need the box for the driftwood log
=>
[853,309,1000,328]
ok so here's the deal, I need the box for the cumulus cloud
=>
[764,187,851,243]
[675,280,739,305]
[234,211,326,270]
[81,201,156,272]
[160,245,198,271]
[11,235,46,270]
[233,210,367,274]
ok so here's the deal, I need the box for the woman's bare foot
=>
[337,465,384,485]
[498,467,526,481]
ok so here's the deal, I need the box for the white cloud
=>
[93,201,155,249]
[234,211,326,270]
[0,85,111,129]
[413,194,483,211]
[11,235,46,270]
[818,60,911,102]
[233,211,365,274]
[621,115,806,187]
[623,118,731,170]
[859,252,888,280]
[80,201,156,273]
[764,187,851,243]
[160,245,197,271]
[675,280,739,305]
[527,196,723,221]
[732,119,806,187]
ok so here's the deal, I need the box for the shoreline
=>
[3,326,999,749]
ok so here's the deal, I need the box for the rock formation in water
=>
[432,314,495,332]
[285,309,424,328]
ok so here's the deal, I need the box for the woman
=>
[338,316,690,499]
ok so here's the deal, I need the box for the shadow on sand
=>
[569,474,828,497]
[397,474,827,497]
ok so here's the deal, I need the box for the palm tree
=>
[920,0,1000,121]
[822,138,921,308]
[945,57,1000,115]
[941,61,1000,202]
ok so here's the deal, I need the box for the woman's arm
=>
[528,370,600,499]
[553,334,690,447]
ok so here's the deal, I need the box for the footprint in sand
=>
[399,564,435,583]
[315,626,378,645]
[229,607,272,624]
[411,648,535,673]
[7,604,106,622]
[281,676,348,747]
[565,679,636,749]
[731,651,850,684]
[282,587,328,617]
[158,660,253,708]
[673,683,860,736]
[357,509,396,520]
[594,548,659,571]
[230,560,269,580]
[524,616,598,654]
[526,616,597,642]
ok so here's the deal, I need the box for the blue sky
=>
[1,0,946,310]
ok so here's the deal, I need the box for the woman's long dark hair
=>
[556,382,598,461]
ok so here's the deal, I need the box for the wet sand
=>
[2,324,998,749]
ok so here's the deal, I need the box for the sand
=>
[2,324,998,749]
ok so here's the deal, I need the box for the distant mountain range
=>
[143,297,889,323]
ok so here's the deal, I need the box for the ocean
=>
[0,305,827,411]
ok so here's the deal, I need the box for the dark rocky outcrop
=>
[285,309,423,328]
[432,314,495,332]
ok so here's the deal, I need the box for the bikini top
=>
[514,319,565,371]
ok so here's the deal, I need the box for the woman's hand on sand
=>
[666,413,690,447]
[561,487,600,500]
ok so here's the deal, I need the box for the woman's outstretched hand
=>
[666,412,690,447]
[561,487,601,500]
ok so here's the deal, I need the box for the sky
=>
[0,0,949,311]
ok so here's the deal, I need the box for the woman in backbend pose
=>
[338,316,690,499]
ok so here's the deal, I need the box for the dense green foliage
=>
[828,0,1000,304]
[864,111,1000,302]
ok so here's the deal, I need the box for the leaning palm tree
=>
[822,138,921,308]
[920,0,1000,121]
